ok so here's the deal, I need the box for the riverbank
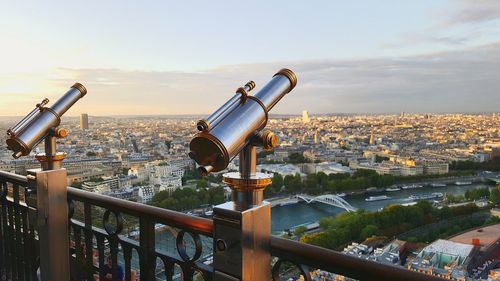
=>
[270,182,495,233]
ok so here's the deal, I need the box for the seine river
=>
[270,183,494,234]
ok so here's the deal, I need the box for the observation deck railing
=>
[0,169,447,281]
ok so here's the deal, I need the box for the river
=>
[270,182,494,234]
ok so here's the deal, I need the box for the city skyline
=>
[1,1,500,115]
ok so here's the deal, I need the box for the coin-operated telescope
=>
[189,69,297,281]
[6,83,86,169]
[190,69,297,204]
[5,83,86,281]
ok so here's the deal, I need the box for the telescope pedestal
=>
[213,146,272,281]
[213,201,271,281]
[27,168,69,281]
[30,132,69,281]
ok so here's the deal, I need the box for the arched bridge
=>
[296,194,357,212]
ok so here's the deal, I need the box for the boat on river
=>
[430,183,447,187]
[455,181,472,186]
[365,195,391,202]
[408,192,443,201]
[385,187,401,192]
[401,184,423,190]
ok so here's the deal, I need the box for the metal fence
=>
[0,170,447,281]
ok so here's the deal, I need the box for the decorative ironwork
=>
[272,259,312,281]
[0,170,448,281]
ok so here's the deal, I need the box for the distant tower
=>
[80,113,89,130]
[369,128,375,145]
[314,129,319,144]
[302,110,310,123]
[400,111,405,117]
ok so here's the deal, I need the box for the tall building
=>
[302,110,310,123]
[369,128,375,145]
[80,113,89,130]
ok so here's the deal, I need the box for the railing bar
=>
[182,265,194,281]
[68,187,213,236]
[0,171,28,186]
[97,235,105,280]
[0,187,5,279]
[7,202,17,279]
[123,245,132,281]
[139,217,155,280]
[13,184,25,281]
[27,199,38,281]
[110,236,119,281]
[22,207,33,281]
[73,226,84,280]
[1,203,8,280]
[83,202,94,280]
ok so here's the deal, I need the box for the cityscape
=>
[0,111,498,280]
[1,1,500,281]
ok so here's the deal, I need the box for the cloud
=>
[443,0,500,26]
[31,42,498,115]
[383,1,500,49]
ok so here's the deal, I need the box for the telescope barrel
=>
[8,98,49,136]
[50,83,87,117]
[189,69,296,173]
[6,83,87,158]
[254,69,297,110]
[197,81,256,132]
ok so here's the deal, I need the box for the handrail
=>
[270,236,449,281]
[67,187,214,236]
[0,170,28,185]
[0,170,214,236]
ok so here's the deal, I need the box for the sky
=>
[0,0,500,116]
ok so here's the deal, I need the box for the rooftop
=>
[448,223,500,251]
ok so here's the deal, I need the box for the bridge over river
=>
[295,194,357,212]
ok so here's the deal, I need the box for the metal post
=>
[29,168,69,281]
[31,132,69,281]
[213,145,272,281]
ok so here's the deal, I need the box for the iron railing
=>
[0,170,447,281]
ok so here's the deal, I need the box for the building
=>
[137,185,159,203]
[408,239,474,280]
[302,110,310,123]
[80,113,89,130]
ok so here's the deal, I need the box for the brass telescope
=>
[6,83,87,160]
[189,69,297,176]
[191,69,297,280]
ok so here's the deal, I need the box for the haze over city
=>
[1,0,500,116]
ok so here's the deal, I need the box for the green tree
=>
[293,226,308,237]
[196,178,208,189]
[270,173,284,193]
[287,153,308,164]
[490,186,500,205]
[360,225,379,240]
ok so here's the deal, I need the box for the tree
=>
[375,155,389,163]
[490,186,500,205]
[287,153,308,164]
[86,151,97,157]
[360,225,379,240]
[284,174,302,193]
[270,173,284,193]
[293,226,307,237]
[196,178,208,189]
[164,140,172,150]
